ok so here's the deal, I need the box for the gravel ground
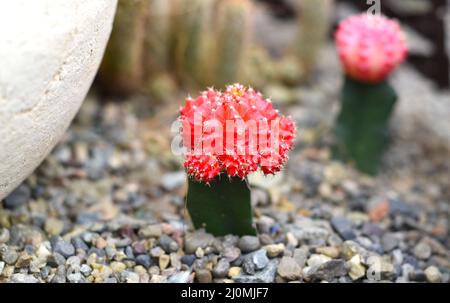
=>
[1,50,449,283]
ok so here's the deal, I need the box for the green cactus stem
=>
[333,76,397,175]
[295,0,333,76]
[213,0,252,88]
[98,0,148,96]
[186,176,256,237]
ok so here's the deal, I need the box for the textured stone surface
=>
[0,0,117,199]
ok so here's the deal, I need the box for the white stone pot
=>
[0,0,117,199]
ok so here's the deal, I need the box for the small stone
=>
[168,271,191,283]
[36,243,52,259]
[213,259,230,278]
[80,264,92,276]
[9,224,46,247]
[71,237,89,251]
[331,217,356,240]
[0,228,10,244]
[228,267,242,279]
[10,273,39,283]
[3,185,30,209]
[307,254,332,268]
[95,237,107,249]
[1,247,19,265]
[265,244,285,258]
[136,254,152,269]
[124,271,140,283]
[159,235,179,253]
[160,171,186,191]
[307,260,348,282]
[138,224,162,238]
[235,260,278,283]
[196,269,213,283]
[15,252,32,268]
[67,272,83,283]
[52,238,75,258]
[110,261,126,273]
[315,246,340,259]
[44,218,64,236]
[238,236,260,253]
[0,261,5,275]
[51,265,67,283]
[252,249,269,270]
[293,247,309,268]
[242,257,256,274]
[185,231,215,254]
[222,246,241,262]
[381,233,398,252]
[150,246,165,258]
[181,254,196,266]
[424,266,442,283]
[413,242,432,260]
[277,257,302,280]
[195,247,204,258]
[159,254,170,270]
[347,255,366,280]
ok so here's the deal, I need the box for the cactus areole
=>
[180,84,296,236]
[333,14,408,175]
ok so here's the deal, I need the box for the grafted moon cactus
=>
[333,14,408,175]
[180,84,296,236]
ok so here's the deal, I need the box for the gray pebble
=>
[195,269,212,283]
[307,260,349,282]
[3,185,30,209]
[212,259,230,278]
[277,257,302,280]
[1,247,19,265]
[235,260,278,283]
[413,242,432,260]
[159,234,179,253]
[10,273,39,283]
[331,217,356,241]
[52,238,75,258]
[135,254,152,269]
[252,249,269,270]
[238,236,261,253]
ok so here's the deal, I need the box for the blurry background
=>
[1,0,449,284]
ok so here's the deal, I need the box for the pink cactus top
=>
[335,14,408,84]
[180,84,296,183]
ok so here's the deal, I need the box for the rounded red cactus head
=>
[179,84,296,183]
[335,14,408,84]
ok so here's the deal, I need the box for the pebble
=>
[10,273,39,283]
[315,246,340,259]
[293,247,309,268]
[159,254,170,270]
[213,259,230,278]
[222,246,241,262]
[44,218,65,236]
[265,243,285,258]
[424,266,442,283]
[277,257,302,280]
[52,238,75,258]
[0,228,10,244]
[307,254,331,268]
[150,246,165,258]
[67,272,83,283]
[196,269,212,283]
[228,267,242,279]
[3,185,30,209]
[181,254,196,267]
[238,236,261,253]
[168,271,191,283]
[1,247,19,265]
[381,233,398,252]
[80,264,92,276]
[413,242,432,260]
[331,217,356,240]
[306,260,348,282]
[124,271,140,283]
[138,225,162,238]
[235,261,278,283]
[185,231,215,254]
[347,255,366,280]
[71,237,89,251]
[0,261,5,275]
[136,254,152,269]
[160,171,186,191]
[242,256,256,274]
[252,249,270,270]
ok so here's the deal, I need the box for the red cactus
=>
[180,84,296,183]
[335,14,408,84]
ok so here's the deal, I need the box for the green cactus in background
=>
[295,0,334,76]
[172,0,216,88]
[98,0,148,96]
[213,0,253,88]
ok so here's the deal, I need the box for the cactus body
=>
[296,0,334,76]
[98,0,148,95]
[187,176,256,236]
[333,77,397,175]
